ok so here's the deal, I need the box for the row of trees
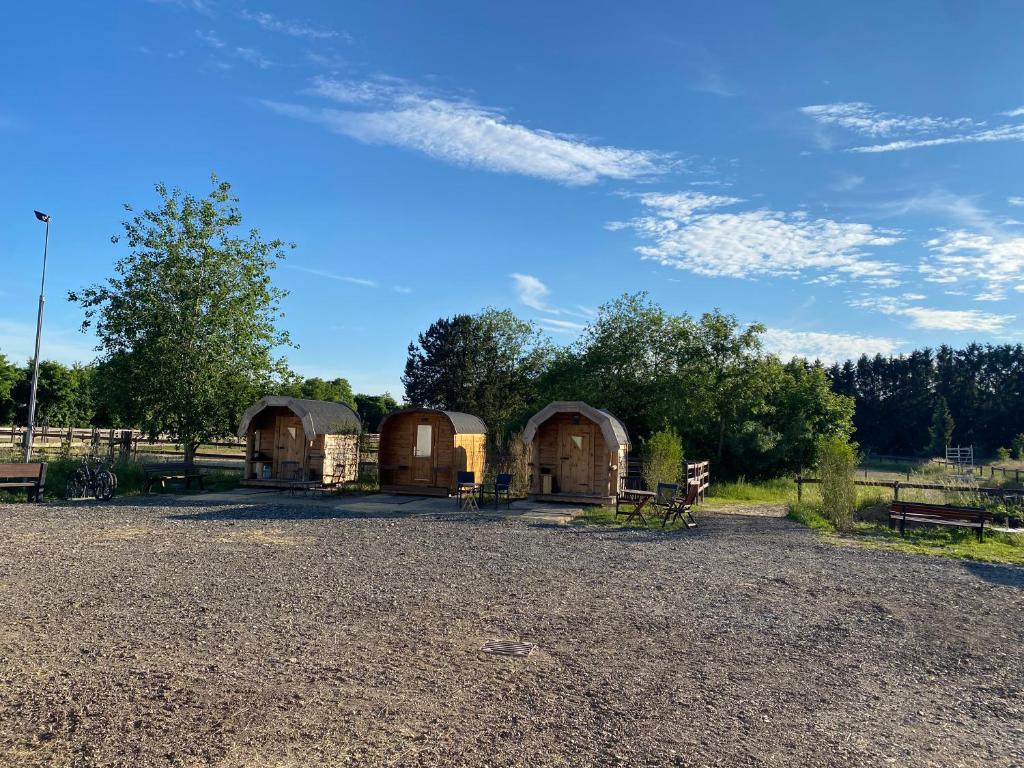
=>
[403,295,855,477]
[0,353,397,437]
[828,344,1024,457]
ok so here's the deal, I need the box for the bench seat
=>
[0,463,47,502]
[889,501,989,541]
[143,463,204,493]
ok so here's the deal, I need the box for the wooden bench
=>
[889,500,989,541]
[0,463,47,502]
[143,462,204,493]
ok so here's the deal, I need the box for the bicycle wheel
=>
[65,474,85,500]
[95,471,115,501]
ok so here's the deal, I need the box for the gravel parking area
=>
[0,496,1021,767]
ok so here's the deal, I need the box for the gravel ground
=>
[0,497,1021,768]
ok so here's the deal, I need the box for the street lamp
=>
[23,210,50,463]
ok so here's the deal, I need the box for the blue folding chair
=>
[494,473,513,509]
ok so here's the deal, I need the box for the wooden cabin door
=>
[274,414,305,479]
[558,422,593,494]
[411,422,435,484]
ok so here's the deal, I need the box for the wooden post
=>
[796,475,803,502]
[893,481,900,501]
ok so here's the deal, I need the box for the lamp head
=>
[34,210,50,223]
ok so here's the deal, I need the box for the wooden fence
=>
[795,476,1023,503]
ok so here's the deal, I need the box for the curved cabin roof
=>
[237,397,362,441]
[521,401,631,451]
[378,407,487,435]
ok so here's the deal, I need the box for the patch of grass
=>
[787,500,1024,566]
[708,477,796,504]
[571,504,693,531]
[786,502,834,532]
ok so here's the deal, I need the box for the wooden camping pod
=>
[237,397,361,487]
[521,401,630,504]
[377,408,487,496]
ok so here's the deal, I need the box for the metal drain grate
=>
[481,639,535,658]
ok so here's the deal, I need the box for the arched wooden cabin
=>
[377,408,487,496]
[238,397,361,487]
[522,401,631,504]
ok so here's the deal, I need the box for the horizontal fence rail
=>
[795,476,1022,502]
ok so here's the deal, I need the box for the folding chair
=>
[643,482,679,526]
[662,481,699,529]
[456,471,479,507]
[494,473,513,509]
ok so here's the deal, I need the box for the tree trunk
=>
[184,442,198,467]
[716,416,726,464]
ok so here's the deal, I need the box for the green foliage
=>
[816,435,858,530]
[927,397,955,457]
[402,308,553,443]
[69,176,292,463]
[0,352,17,424]
[354,392,399,432]
[276,375,356,409]
[996,446,1011,462]
[641,428,684,490]
[829,344,1024,456]
[708,477,796,503]
[1013,433,1024,462]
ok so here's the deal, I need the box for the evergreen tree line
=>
[827,344,1024,458]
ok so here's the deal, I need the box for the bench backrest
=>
[143,462,195,473]
[0,462,45,480]
[891,501,988,521]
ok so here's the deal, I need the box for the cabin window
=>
[571,435,583,450]
[287,426,297,441]
[414,424,433,457]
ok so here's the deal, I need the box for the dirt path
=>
[0,498,1021,767]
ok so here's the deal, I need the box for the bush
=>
[1013,434,1024,462]
[996,446,1011,462]
[816,435,857,530]
[641,428,684,491]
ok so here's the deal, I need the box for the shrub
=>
[815,435,857,530]
[641,428,684,491]
[996,446,1011,462]
[1013,433,1024,462]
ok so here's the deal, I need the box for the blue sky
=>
[2,1,1023,396]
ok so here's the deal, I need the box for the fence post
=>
[796,475,803,502]
[893,481,900,501]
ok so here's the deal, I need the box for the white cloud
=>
[921,230,1024,301]
[1009,197,1024,207]
[1003,107,1024,117]
[613,192,902,285]
[800,102,975,137]
[196,30,272,68]
[851,296,1014,332]
[537,318,586,334]
[392,285,412,294]
[801,101,1024,154]
[286,265,378,287]
[761,328,902,363]
[196,29,224,48]
[264,79,668,185]
[240,10,341,40]
[510,273,555,312]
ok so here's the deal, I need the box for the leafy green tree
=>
[403,308,552,439]
[70,176,292,464]
[641,428,684,490]
[0,352,19,424]
[9,360,96,426]
[927,397,955,457]
[354,392,399,432]
[278,375,356,409]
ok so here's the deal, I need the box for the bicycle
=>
[65,456,118,501]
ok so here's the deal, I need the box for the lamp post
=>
[23,210,50,463]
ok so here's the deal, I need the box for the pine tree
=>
[927,397,955,457]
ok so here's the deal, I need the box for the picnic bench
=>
[889,500,990,541]
[143,462,205,493]
[0,462,47,502]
